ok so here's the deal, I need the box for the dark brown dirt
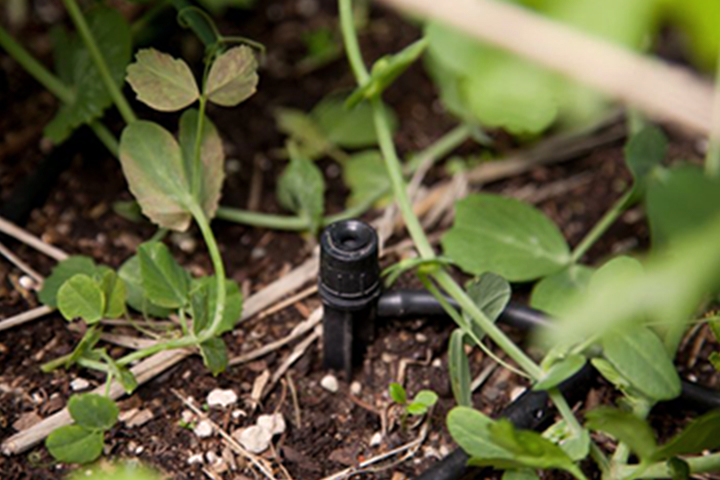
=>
[0,1,716,479]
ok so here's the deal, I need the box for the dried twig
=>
[171,389,277,480]
[0,216,68,262]
[263,328,321,400]
[0,241,43,283]
[0,306,54,333]
[376,0,713,135]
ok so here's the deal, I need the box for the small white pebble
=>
[509,386,526,402]
[369,432,383,447]
[415,333,428,343]
[431,358,443,368]
[205,450,220,465]
[181,410,195,424]
[207,388,238,408]
[19,275,35,290]
[439,445,451,457]
[135,445,144,455]
[350,381,362,396]
[320,374,339,393]
[257,413,286,435]
[232,409,247,419]
[236,425,272,454]
[188,453,204,465]
[194,420,213,438]
[70,378,90,391]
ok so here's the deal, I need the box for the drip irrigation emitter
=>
[318,219,720,480]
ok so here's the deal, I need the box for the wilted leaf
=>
[46,425,103,464]
[126,48,200,111]
[119,120,193,231]
[277,145,325,233]
[69,394,119,431]
[442,194,570,281]
[45,7,131,144]
[586,407,657,461]
[205,46,258,107]
[138,242,190,309]
[179,109,225,220]
[200,337,228,376]
[57,274,105,323]
[39,256,99,308]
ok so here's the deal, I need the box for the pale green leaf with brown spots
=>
[126,49,200,112]
[205,46,259,107]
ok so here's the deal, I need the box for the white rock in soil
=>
[194,420,213,438]
[70,378,90,391]
[257,413,286,435]
[232,409,247,419]
[509,386,526,402]
[207,388,238,408]
[370,432,383,447]
[187,453,204,465]
[181,409,195,424]
[350,381,362,396]
[320,374,339,393]
[236,425,273,454]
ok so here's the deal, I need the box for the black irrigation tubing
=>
[385,291,720,480]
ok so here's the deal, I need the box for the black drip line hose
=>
[373,290,720,480]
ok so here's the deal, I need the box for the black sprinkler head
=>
[319,220,381,377]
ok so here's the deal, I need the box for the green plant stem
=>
[0,25,119,156]
[405,124,472,173]
[570,190,633,263]
[192,95,208,198]
[609,400,652,478]
[618,451,720,479]
[339,0,369,85]
[76,357,110,373]
[706,48,720,177]
[63,0,137,125]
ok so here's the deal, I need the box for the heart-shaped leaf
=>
[179,109,225,221]
[205,46,258,107]
[69,393,119,431]
[126,48,200,111]
[99,270,126,319]
[39,256,99,308]
[118,255,174,317]
[277,144,325,233]
[57,274,105,323]
[119,120,193,231]
[137,242,190,309]
[442,194,570,281]
[46,425,103,464]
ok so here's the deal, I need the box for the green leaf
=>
[99,271,126,319]
[447,406,513,459]
[277,145,325,234]
[343,150,391,208]
[57,274,105,324]
[275,108,331,160]
[543,420,591,461]
[449,329,472,407]
[601,325,681,401]
[112,200,144,223]
[653,409,720,460]
[66,462,164,480]
[68,393,119,431]
[502,470,540,480]
[533,354,586,391]
[39,256,99,308]
[119,120,194,231]
[117,255,173,317]
[45,7,131,144]
[190,276,243,335]
[205,46,259,107]
[126,48,200,112]
[57,327,101,372]
[664,0,720,71]
[590,358,631,391]
[389,382,407,405]
[101,353,138,394]
[442,194,570,281]
[586,407,657,461]
[200,337,228,376]
[461,272,511,342]
[179,109,225,221]
[667,457,691,480]
[407,390,438,415]
[346,38,428,107]
[530,265,593,317]
[46,425,104,464]
[310,93,397,149]
[137,242,190,309]
[646,165,720,246]
[624,125,667,198]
